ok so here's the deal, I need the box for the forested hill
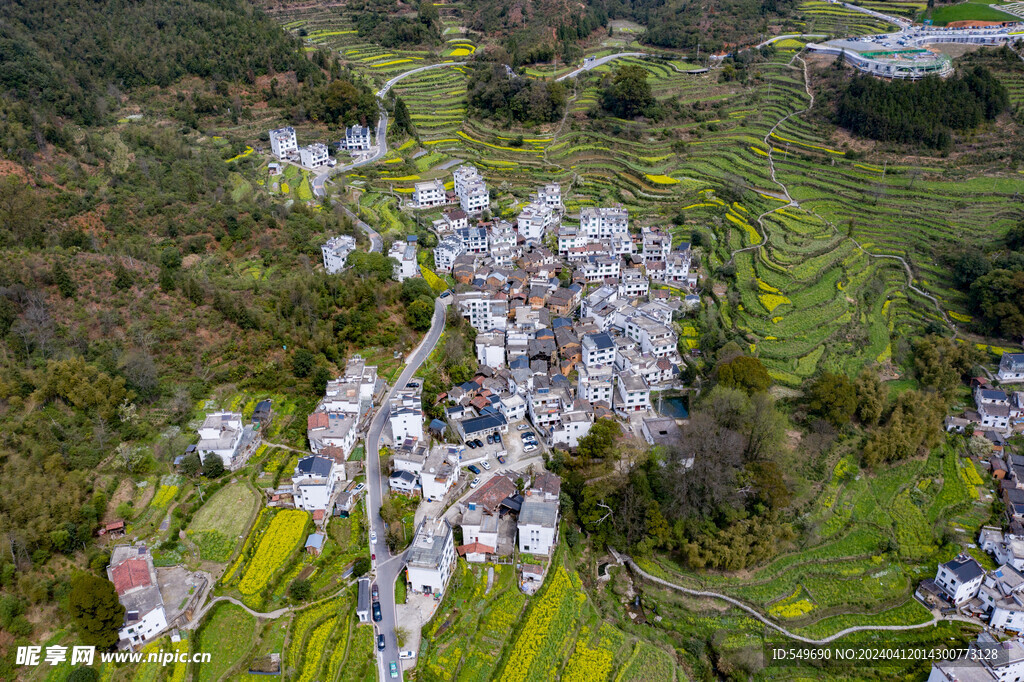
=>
[0,0,319,127]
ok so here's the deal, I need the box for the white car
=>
[354,483,365,493]
[399,651,416,660]
[370,531,378,544]
[524,444,537,453]
[470,477,481,488]
[482,460,492,470]
[517,424,529,431]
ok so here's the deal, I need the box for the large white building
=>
[293,454,346,511]
[536,183,562,212]
[577,363,614,404]
[108,545,167,648]
[433,235,466,273]
[625,314,678,359]
[518,493,558,555]
[322,235,357,274]
[455,291,508,332]
[389,384,424,443]
[413,179,446,208]
[476,330,506,368]
[453,165,489,215]
[341,125,373,151]
[582,332,616,368]
[420,445,460,502]
[389,237,419,282]
[406,518,456,596]
[269,127,297,159]
[934,554,985,605]
[299,143,329,168]
[517,202,555,243]
[550,409,594,449]
[580,206,628,240]
[614,370,651,416]
[196,412,245,469]
[456,226,489,254]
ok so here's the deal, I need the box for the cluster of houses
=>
[946,353,1024,437]
[268,124,375,171]
[399,471,562,597]
[926,631,1024,682]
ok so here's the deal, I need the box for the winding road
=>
[365,297,448,682]
[556,52,649,81]
[612,549,977,644]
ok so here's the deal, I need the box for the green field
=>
[192,602,259,681]
[927,2,1018,24]
[187,480,261,562]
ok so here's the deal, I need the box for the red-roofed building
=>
[456,542,495,563]
[307,412,330,430]
[463,474,517,514]
[110,558,152,596]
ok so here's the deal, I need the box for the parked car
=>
[495,433,502,445]
[399,650,416,660]
[470,477,481,488]
[390,661,399,679]
[378,634,386,651]
[373,602,382,622]
[524,444,537,453]
[523,432,536,441]
[473,439,484,448]
[486,434,494,445]
[466,439,478,449]
[372,584,379,601]
[467,464,481,475]
[497,454,506,465]
[372,553,376,561]
[517,424,529,431]
[482,460,492,470]
[354,483,365,493]
[370,531,378,544]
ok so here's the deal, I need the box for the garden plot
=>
[187,479,261,562]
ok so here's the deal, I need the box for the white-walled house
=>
[927,632,1024,682]
[433,235,466,273]
[414,179,447,208]
[577,363,614,404]
[421,445,460,502]
[341,124,373,151]
[580,206,628,240]
[389,237,419,282]
[517,202,555,242]
[307,412,357,456]
[934,554,985,605]
[406,518,456,596]
[476,330,506,368]
[614,370,651,416]
[536,183,562,212]
[196,412,245,469]
[518,493,558,555]
[582,332,616,367]
[453,165,489,215]
[299,143,329,168]
[550,409,593,449]
[389,384,423,443]
[269,127,297,159]
[322,235,357,274]
[108,545,168,649]
[293,455,346,511]
[999,353,1024,384]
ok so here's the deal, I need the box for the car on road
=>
[497,454,506,465]
[354,483,365,493]
[486,434,494,445]
[399,650,416,660]
[517,424,529,431]
[440,290,452,299]
[390,661,399,679]
[373,602,382,622]
[370,531,378,544]
[524,444,537,453]
[470,477,481,488]
[372,553,376,561]
[467,464,481,475]
[466,440,478,449]
[372,584,379,601]
[378,634,386,651]
[482,460,491,470]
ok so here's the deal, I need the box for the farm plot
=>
[227,508,309,607]
[192,602,258,681]
[187,479,260,562]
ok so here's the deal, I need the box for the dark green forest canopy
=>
[0,0,319,126]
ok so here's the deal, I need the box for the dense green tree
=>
[912,334,982,400]
[418,0,439,26]
[68,574,124,649]
[392,97,416,138]
[466,64,566,124]
[181,452,202,478]
[853,368,886,426]
[805,372,857,427]
[406,298,433,331]
[716,356,771,394]
[202,456,225,479]
[112,262,134,290]
[53,260,76,298]
[602,65,654,118]
[350,252,396,282]
[970,269,1024,340]
[292,349,315,378]
[352,556,371,577]
[401,278,435,303]
[576,418,620,462]
[289,578,312,601]
[949,251,990,289]
[311,366,332,396]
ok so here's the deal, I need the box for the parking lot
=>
[460,420,546,487]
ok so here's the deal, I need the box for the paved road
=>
[339,205,383,253]
[556,52,649,81]
[756,33,828,48]
[311,62,465,200]
[365,297,448,682]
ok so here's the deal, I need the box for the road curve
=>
[556,52,649,81]
[312,61,466,199]
[613,549,974,644]
[365,297,448,682]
